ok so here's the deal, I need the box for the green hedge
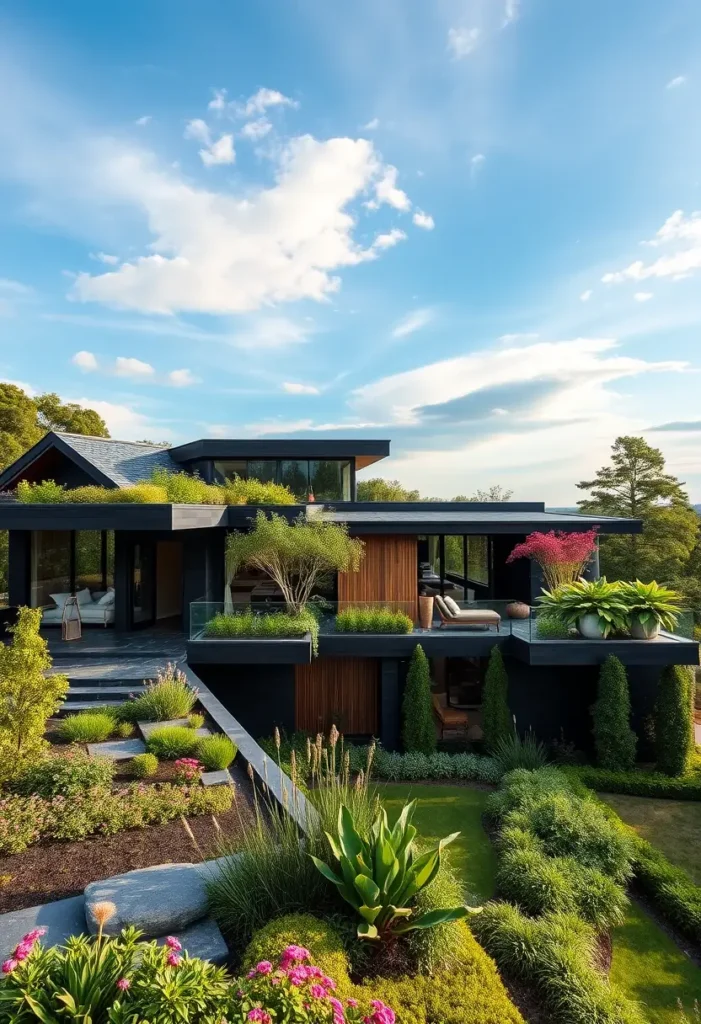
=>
[592,656,636,772]
[335,606,413,634]
[243,914,526,1024]
[633,840,701,945]
[656,664,696,777]
[567,765,701,801]
[204,610,318,655]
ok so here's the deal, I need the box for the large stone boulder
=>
[84,863,209,937]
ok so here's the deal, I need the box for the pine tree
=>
[591,655,637,771]
[482,647,512,751]
[655,664,695,777]
[402,645,436,754]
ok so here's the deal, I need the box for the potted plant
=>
[536,578,629,639]
[418,583,435,630]
[620,580,680,639]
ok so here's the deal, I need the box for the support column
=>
[380,658,401,751]
[8,531,31,607]
[113,532,131,632]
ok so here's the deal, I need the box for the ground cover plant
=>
[335,606,413,634]
[145,724,201,759]
[570,763,701,800]
[58,710,117,744]
[204,608,319,654]
[196,734,237,770]
[11,748,115,797]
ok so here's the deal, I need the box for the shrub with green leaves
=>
[131,752,159,778]
[633,838,701,944]
[401,644,436,755]
[120,664,197,723]
[223,476,297,505]
[492,729,549,774]
[310,800,471,941]
[11,749,115,798]
[241,914,353,998]
[187,712,205,730]
[197,734,237,771]
[473,903,646,1024]
[335,606,413,634]
[58,710,116,744]
[570,764,701,800]
[204,609,320,656]
[592,655,637,771]
[16,479,67,503]
[114,720,135,738]
[534,614,572,639]
[481,647,511,751]
[146,725,200,760]
[656,664,695,776]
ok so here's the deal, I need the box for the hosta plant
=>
[310,801,475,941]
[536,577,629,638]
[620,580,681,633]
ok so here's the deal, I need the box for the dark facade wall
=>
[505,658,599,752]
[191,663,295,737]
[491,534,530,603]
[8,531,31,606]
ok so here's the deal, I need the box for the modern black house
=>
[0,431,697,753]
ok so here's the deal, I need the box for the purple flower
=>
[164,936,182,951]
[166,952,181,967]
[255,960,273,974]
[247,1011,271,1023]
[1,959,18,975]
[116,977,131,991]
[310,984,327,999]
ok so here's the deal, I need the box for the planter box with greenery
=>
[335,606,413,634]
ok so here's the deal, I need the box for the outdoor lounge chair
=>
[434,594,501,631]
[432,692,469,739]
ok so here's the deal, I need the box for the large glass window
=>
[280,460,311,501]
[467,536,489,586]
[211,458,350,499]
[75,531,103,594]
[31,531,71,608]
[444,536,466,601]
[246,460,278,485]
[309,460,351,501]
[213,460,247,484]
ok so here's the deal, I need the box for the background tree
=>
[655,664,695,777]
[35,393,109,437]
[401,644,436,754]
[0,607,68,778]
[482,647,512,750]
[577,436,699,585]
[356,478,422,501]
[591,655,637,771]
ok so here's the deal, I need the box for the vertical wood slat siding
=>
[338,535,418,620]
[295,658,378,734]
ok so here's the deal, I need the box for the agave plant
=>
[620,580,681,634]
[310,800,475,941]
[536,577,629,638]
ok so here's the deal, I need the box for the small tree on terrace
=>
[0,607,68,775]
[506,530,599,591]
[226,511,364,615]
[591,655,637,771]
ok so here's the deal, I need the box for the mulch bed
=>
[0,759,258,914]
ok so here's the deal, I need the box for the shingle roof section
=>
[59,434,178,488]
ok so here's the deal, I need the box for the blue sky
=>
[1,0,700,503]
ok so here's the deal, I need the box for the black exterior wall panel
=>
[190,663,296,737]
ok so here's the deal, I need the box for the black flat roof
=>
[168,438,390,470]
[320,507,641,535]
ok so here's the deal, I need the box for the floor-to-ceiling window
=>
[212,459,352,501]
[418,534,491,600]
[31,530,115,612]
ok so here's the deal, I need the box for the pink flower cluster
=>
[1,928,46,974]
[237,945,394,1024]
[507,529,598,590]
[165,935,182,966]
[174,758,203,783]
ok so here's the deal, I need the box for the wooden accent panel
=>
[338,535,418,619]
[295,658,378,735]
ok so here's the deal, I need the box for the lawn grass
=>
[377,783,496,904]
[602,792,701,884]
[611,901,701,1024]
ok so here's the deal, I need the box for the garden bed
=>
[0,755,256,914]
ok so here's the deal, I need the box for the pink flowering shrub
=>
[231,945,394,1024]
[506,529,598,590]
[173,757,204,783]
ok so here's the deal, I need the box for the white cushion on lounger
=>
[444,596,462,616]
[76,587,93,606]
[97,589,115,607]
[49,592,71,610]
[79,604,115,623]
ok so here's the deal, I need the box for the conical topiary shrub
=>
[656,664,695,777]
[591,655,637,771]
[402,644,436,754]
[482,647,511,752]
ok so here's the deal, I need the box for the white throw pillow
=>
[76,588,93,606]
[49,592,71,610]
[97,590,115,607]
[444,596,462,615]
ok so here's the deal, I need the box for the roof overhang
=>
[167,438,390,468]
[0,503,227,531]
[318,507,642,535]
[0,433,117,491]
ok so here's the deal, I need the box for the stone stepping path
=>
[201,769,232,787]
[87,738,146,760]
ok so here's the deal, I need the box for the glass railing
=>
[526,607,697,643]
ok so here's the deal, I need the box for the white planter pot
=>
[578,613,606,640]
[630,618,659,640]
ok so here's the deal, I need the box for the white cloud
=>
[351,337,686,426]
[447,26,481,58]
[362,118,379,131]
[503,0,520,25]
[114,356,155,378]
[208,89,228,113]
[90,252,119,265]
[580,289,593,302]
[135,115,151,126]
[72,350,98,372]
[232,316,312,350]
[70,134,417,314]
[634,291,653,302]
[413,210,435,230]
[70,397,171,440]
[370,165,411,211]
[167,368,199,386]
[184,118,211,145]
[372,228,407,250]
[0,375,36,394]
[602,211,701,284]
[666,75,687,89]
[199,133,235,166]
[242,87,297,117]
[391,307,434,339]
[241,118,272,141]
[498,332,539,343]
[282,381,320,395]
